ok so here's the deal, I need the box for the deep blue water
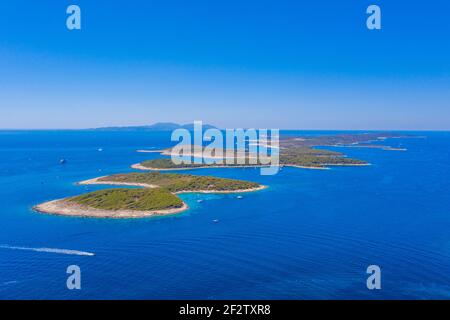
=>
[1,130,450,299]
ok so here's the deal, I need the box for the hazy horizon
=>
[1,123,449,132]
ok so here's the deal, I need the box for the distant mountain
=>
[179,123,217,131]
[92,122,218,131]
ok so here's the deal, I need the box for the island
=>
[34,132,410,219]
[133,147,368,171]
[133,132,408,170]
[34,172,265,218]
[34,188,187,218]
[79,172,265,193]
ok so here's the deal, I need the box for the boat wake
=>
[0,245,95,256]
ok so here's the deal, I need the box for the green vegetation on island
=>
[140,158,257,169]
[69,188,184,211]
[35,171,263,218]
[98,172,261,193]
[279,147,367,167]
[35,132,403,218]
[136,133,409,170]
[137,146,367,170]
[280,132,405,149]
[141,159,209,169]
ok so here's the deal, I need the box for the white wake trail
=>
[0,245,95,256]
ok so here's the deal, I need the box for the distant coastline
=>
[92,122,218,131]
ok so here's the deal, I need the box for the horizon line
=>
[0,127,449,132]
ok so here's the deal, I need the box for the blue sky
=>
[0,0,449,129]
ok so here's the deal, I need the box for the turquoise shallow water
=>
[1,130,450,299]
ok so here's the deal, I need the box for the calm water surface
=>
[1,130,450,299]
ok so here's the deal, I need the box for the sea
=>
[0,130,450,299]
